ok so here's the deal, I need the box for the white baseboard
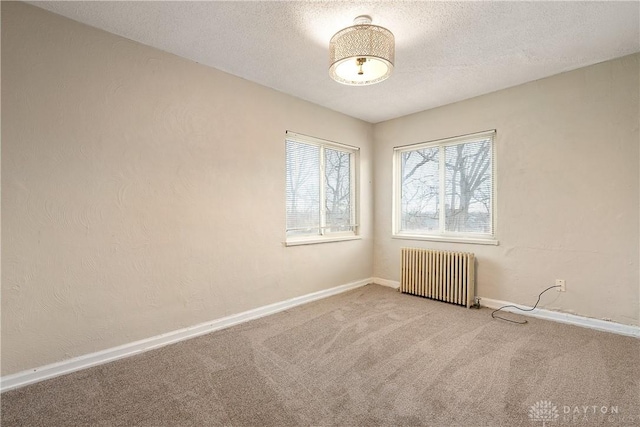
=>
[479,297,640,338]
[1,278,372,393]
[372,277,400,289]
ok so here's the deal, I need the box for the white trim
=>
[319,144,327,232]
[372,277,400,289]
[392,234,499,246]
[0,278,373,393]
[285,130,359,152]
[490,132,497,238]
[438,146,446,228]
[479,297,640,338]
[391,147,400,236]
[284,235,361,246]
[351,148,359,236]
[393,129,497,151]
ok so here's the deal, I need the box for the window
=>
[285,131,359,245]
[393,130,497,244]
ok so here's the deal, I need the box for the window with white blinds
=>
[393,130,497,244]
[286,132,358,244]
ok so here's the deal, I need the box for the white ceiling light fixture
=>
[329,15,395,86]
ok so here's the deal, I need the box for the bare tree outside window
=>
[401,147,439,231]
[325,148,351,232]
[445,140,491,233]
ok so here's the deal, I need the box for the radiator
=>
[400,248,475,308]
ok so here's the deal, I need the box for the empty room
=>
[1,1,639,426]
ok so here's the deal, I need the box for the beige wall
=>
[1,2,374,375]
[373,53,640,327]
[2,1,639,377]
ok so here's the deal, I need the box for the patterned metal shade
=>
[329,16,395,86]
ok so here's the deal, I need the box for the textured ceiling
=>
[29,1,640,123]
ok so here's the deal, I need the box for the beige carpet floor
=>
[1,284,639,426]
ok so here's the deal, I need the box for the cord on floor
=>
[491,285,561,324]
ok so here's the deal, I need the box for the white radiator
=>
[400,248,475,308]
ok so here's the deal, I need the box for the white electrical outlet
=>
[556,279,566,292]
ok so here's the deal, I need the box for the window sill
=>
[392,233,499,246]
[285,235,362,247]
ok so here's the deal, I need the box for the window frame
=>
[392,130,498,245]
[285,131,360,246]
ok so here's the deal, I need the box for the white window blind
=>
[394,130,496,243]
[286,132,358,243]
[286,141,320,235]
